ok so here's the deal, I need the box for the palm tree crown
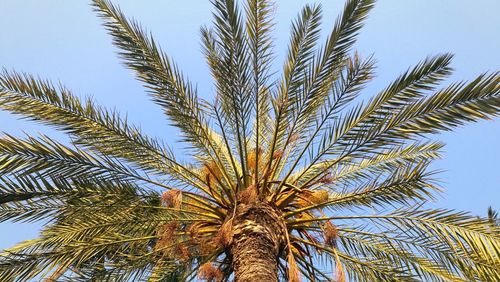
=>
[0,0,499,281]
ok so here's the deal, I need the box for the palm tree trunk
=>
[231,202,285,282]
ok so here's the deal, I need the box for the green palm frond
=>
[92,0,236,191]
[0,71,221,202]
[0,133,141,182]
[290,208,499,281]
[294,55,495,190]
[293,141,443,188]
[209,0,253,181]
[201,26,247,189]
[331,141,443,185]
[0,175,209,281]
[289,0,374,140]
[276,53,376,190]
[336,232,466,281]
[344,209,499,281]
[328,161,440,209]
[285,161,438,216]
[0,71,184,177]
[269,0,374,182]
[329,53,452,156]
[270,2,322,151]
[245,0,274,175]
[264,3,323,191]
[92,0,209,147]
[1,174,139,222]
[390,72,499,136]
[293,235,405,281]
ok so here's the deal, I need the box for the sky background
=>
[0,0,499,261]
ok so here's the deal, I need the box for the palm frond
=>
[285,161,440,216]
[0,71,198,182]
[209,0,252,183]
[0,133,141,182]
[276,54,376,190]
[0,174,138,222]
[201,27,245,188]
[293,141,443,187]
[388,72,499,136]
[265,3,322,184]
[245,0,274,183]
[336,232,467,281]
[339,225,499,281]
[291,206,500,281]
[269,0,375,191]
[295,54,461,188]
[0,174,214,281]
[92,0,237,192]
[280,0,375,150]
[293,235,404,281]
[325,71,498,170]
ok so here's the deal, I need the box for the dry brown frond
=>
[323,221,338,248]
[157,222,179,243]
[294,212,316,231]
[237,184,258,204]
[296,211,314,221]
[275,190,292,206]
[183,197,205,213]
[198,262,223,282]
[186,222,203,240]
[161,189,182,208]
[261,166,271,181]
[301,229,320,247]
[215,218,234,247]
[289,133,300,143]
[334,255,346,282]
[201,161,222,188]
[186,223,220,256]
[288,252,301,282]
[155,222,180,256]
[175,244,191,261]
[199,237,219,256]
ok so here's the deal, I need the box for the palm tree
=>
[0,0,498,280]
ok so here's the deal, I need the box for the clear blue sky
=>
[0,0,499,253]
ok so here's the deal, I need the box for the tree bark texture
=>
[231,202,285,282]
